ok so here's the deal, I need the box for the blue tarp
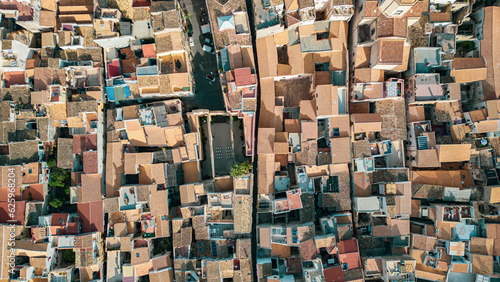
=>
[106,85,131,101]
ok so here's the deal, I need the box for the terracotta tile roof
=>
[8,140,38,165]
[429,12,451,22]
[486,224,500,256]
[481,7,500,100]
[67,101,98,117]
[378,39,405,63]
[131,247,151,266]
[0,85,30,104]
[295,140,318,166]
[436,144,471,163]
[330,137,351,164]
[77,201,104,233]
[319,164,351,210]
[300,193,315,223]
[79,173,102,202]
[22,183,45,201]
[372,218,409,237]
[324,266,345,282]
[133,7,151,21]
[300,238,318,261]
[344,268,363,281]
[155,31,184,54]
[364,0,380,18]
[234,195,252,233]
[83,151,98,174]
[377,15,407,38]
[73,134,98,154]
[142,43,156,58]
[472,254,493,275]
[271,243,291,258]
[150,0,175,12]
[412,184,444,199]
[150,186,169,216]
[470,237,495,255]
[103,197,119,213]
[0,201,25,225]
[412,234,437,251]
[339,252,360,270]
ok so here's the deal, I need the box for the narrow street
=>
[348,0,362,101]
[243,0,261,280]
[179,0,225,111]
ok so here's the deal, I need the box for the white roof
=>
[354,197,380,212]
[94,36,135,48]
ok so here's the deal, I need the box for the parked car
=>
[201,23,211,34]
[203,44,215,54]
[206,73,215,83]
[189,37,194,47]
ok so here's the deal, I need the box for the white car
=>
[189,37,194,47]
[203,44,215,54]
[206,74,215,83]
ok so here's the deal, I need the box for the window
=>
[332,128,340,137]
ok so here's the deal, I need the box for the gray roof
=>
[300,35,331,53]
[132,21,154,39]
[94,36,134,49]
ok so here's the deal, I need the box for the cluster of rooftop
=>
[0,0,257,280]
[1,0,500,279]
[251,0,500,280]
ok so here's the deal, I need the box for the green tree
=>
[49,198,63,209]
[49,169,69,188]
[62,249,75,263]
[230,161,252,178]
[47,144,57,169]
[47,158,56,168]
[457,41,475,53]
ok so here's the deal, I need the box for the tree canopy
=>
[49,198,63,209]
[230,161,252,179]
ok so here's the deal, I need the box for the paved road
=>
[243,0,260,280]
[348,0,362,101]
[179,0,225,111]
